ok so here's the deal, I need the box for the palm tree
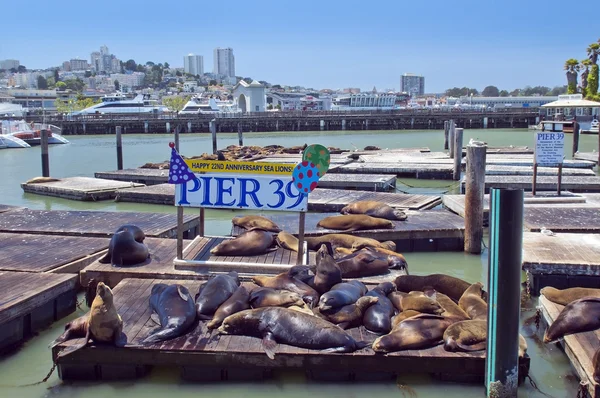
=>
[587,42,600,65]
[564,58,581,94]
[587,41,600,97]
[580,59,592,94]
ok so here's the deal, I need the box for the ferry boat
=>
[0,120,69,148]
[179,95,239,115]
[71,92,168,115]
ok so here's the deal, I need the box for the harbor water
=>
[0,128,596,397]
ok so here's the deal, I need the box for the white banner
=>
[535,132,564,165]
[174,173,308,211]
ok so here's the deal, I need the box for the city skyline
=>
[1,0,598,92]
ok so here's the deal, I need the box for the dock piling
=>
[174,124,180,152]
[572,121,580,157]
[210,119,217,154]
[116,126,123,171]
[296,212,306,265]
[443,121,449,150]
[485,188,523,398]
[453,128,464,180]
[449,121,455,158]
[464,144,487,254]
[237,123,243,146]
[41,129,50,177]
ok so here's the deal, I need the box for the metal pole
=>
[116,126,123,170]
[485,188,523,398]
[296,212,306,265]
[532,163,538,196]
[464,144,487,254]
[41,129,49,177]
[453,127,464,180]
[210,119,217,154]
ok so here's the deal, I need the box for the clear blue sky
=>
[2,0,598,93]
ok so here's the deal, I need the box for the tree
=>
[114,79,120,91]
[509,88,521,96]
[587,41,600,97]
[243,77,253,84]
[54,97,100,114]
[164,62,170,69]
[37,75,48,89]
[209,79,217,86]
[56,81,67,90]
[499,90,509,97]
[124,59,137,71]
[136,64,146,72]
[162,96,190,112]
[482,86,500,97]
[175,70,182,77]
[17,65,27,73]
[564,58,581,94]
[267,104,273,110]
[84,71,92,78]
[580,59,592,96]
[54,69,59,82]
[46,76,56,89]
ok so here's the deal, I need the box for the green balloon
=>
[302,144,331,176]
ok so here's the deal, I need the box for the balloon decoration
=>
[292,161,321,194]
[302,144,331,176]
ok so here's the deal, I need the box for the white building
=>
[213,47,235,77]
[331,93,396,110]
[183,81,202,93]
[266,92,332,111]
[183,54,204,76]
[110,72,145,89]
[111,58,121,73]
[70,58,88,71]
[446,96,557,109]
[233,79,265,113]
[401,73,425,97]
[0,59,20,70]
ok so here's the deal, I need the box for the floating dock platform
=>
[0,209,199,239]
[52,277,530,382]
[1,272,77,352]
[485,165,595,176]
[460,175,600,193]
[523,207,600,233]
[574,152,599,164]
[21,177,145,201]
[483,155,595,169]
[539,295,600,397]
[334,162,454,179]
[0,204,25,214]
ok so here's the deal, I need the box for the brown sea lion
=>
[434,292,470,320]
[340,201,408,221]
[363,247,407,269]
[593,347,600,384]
[312,244,342,294]
[249,287,305,308]
[211,229,275,256]
[323,296,379,329]
[253,273,319,308]
[388,291,406,312]
[363,282,397,334]
[396,291,443,315]
[543,297,600,343]
[276,231,300,252]
[232,215,281,233]
[287,265,314,284]
[207,286,251,330]
[395,274,481,302]
[318,281,368,313]
[143,284,196,343]
[25,176,61,184]
[218,307,368,359]
[391,310,422,329]
[288,304,316,316]
[541,286,600,306]
[98,227,149,267]
[334,247,354,257]
[317,214,394,232]
[458,282,488,321]
[49,314,88,348]
[443,320,488,352]
[372,314,453,353]
[336,249,390,278]
[195,271,240,320]
[306,234,390,251]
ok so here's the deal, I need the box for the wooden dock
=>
[21,177,146,201]
[574,152,599,164]
[114,185,441,212]
[523,232,600,294]
[0,209,199,239]
[460,175,600,193]
[52,277,530,382]
[0,204,25,214]
[461,145,533,155]
[231,210,465,252]
[1,272,77,352]
[95,168,169,186]
[485,165,595,176]
[524,207,600,233]
[333,162,454,179]
[539,295,600,397]
[484,154,595,169]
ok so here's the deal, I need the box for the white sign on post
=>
[535,132,565,165]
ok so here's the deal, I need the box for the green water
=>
[0,128,596,397]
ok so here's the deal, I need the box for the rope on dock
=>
[525,374,555,398]
[577,380,590,398]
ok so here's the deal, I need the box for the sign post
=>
[533,132,565,196]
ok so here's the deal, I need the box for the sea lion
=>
[397,291,444,315]
[306,234,390,251]
[387,291,406,312]
[195,271,240,319]
[49,314,88,348]
[318,281,368,313]
[98,227,149,267]
[317,214,394,232]
[443,320,488,352]
[25,176,61,184]
[207,286,251,329]
[143,283,196,344]
[276,231,300,252]
[363,282,397,334]
[543,297,600,343]
[434,292,470,320]
[323,296,379,329]
[391,310,422,329]
[54,282,127,357]
[458,282,488,321]
[364,247,408,270]
[593,347,600,384]
[253,273,319,308]
[394,274,478,302]
[218,307,367,359]
[372,314,453,353]
[541,286,600,306]
[249,287,305,308]
[288,304,315,316]
[211,229,275,256]
[313,244,342,294]
[287,265,314,284]
[336,249,391,278]
[341,201,407,221]
[232,215,281,233]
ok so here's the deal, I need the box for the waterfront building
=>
[0,59,20,70]
[446,95,557,109]
[233,79,265,113]
[540,94,600,132]
[331,92,396,110]
[213,47,235,77]
[342,88,361,94]
[110,72,146,89]
[6,89,64,111]
[401,73,425,97]
[70,58,88,71]
[183,54,204,76]
[266,92,332,111]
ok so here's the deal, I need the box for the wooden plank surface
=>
[0,209,199,239]
[461,175,600,193]
[574,152,599,164]
[0,233,108,273]
[95,169,168,185]
[524,207,600,233]
[0,204,25,214]
[335,162,453,179]
[484,155,594,168]
[485,165,595,176]
[21,177,146,201]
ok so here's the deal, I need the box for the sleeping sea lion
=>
[253,273,319,308]
[211,229,276,256]
[232,215,281,233]
[25,176,61,184]
[276,231,300,252]
[207,286,251,329]
[394,274,479,302]
[363,247,407,270]
[372,314,453,353]
[336,249,390,278]
[49,314,88,348]
[363,282,397,334]
[434,292,470,320]
[458,282,488,321]
[312,244,342,294]
[541,286,600,306]
[287,265,314,284]
[391,310,422,329]
[593,347,600,384]
[98,228,149,267]
[318,281,368,313]
[340,201,408,221]
[543,297,600,343]
[143,283,196,344]
[322,296,379,329]
[317,214,394,232]
[306,234,390,251]
[249,287,305,308]
[443,320,488,352]
[218,307,368,359]
[399,291,444,315]
[195,271,240,320]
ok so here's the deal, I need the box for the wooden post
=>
[116,126,123,170]
[453,127,463,180]
[443,121,449,150]
[237,123,243,146]
[41,129,50,177]
[210,119,217,154]
[557,163,563,195]
[174,124,180,152]
[176,137,184,260]
[485,188,523,398]
[532,163,538,195]
[296,212,306,265]
[572,121,580,157]
[464,144,487,254]
[449,122,455,158]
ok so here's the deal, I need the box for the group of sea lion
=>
[540,286,600,384]
[98,224,150,267]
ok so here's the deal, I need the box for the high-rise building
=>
[213,47,235,77]
[0,59,20,70]
[183,54,204,76]
[90,52,102,72]
[400,73,425,97]
[100,45,109,55]
[70,58,88,71]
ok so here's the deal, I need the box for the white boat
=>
[591,118,599,134]
[179,95,239,115]
[528,123,542,130]
[71,92,168,115]
[1,120,69,147]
